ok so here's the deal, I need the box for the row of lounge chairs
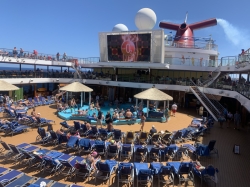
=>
[0,140,218,187]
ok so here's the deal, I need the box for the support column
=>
[146,100,149,117]
[167,100,169,108]
[81,92,83,107]
[89,92,91,106]
[247,72,249,83]
[68,67,69,72]
[163,100,166,113]
[115,68,118,81]
[19,64,21,71]
[84,92,86,102]
[66,92,69,103]
[61,67,63,72]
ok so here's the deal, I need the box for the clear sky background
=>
[0,0,250,59]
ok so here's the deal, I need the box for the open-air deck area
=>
[0,103,250,187]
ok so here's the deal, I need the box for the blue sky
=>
[0,0,249,59]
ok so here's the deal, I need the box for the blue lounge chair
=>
[8,144,25,163]
[87,126,98,138]
[149,147,161,161]
[134,145,147,162]
[92,140,106,156]
[4,123,30,136]
[98,128,108,140]
[113,129,122,142]
[0,142,13,159]
[164,144,179,161]
[195,140,219,159]
[117,162,134,187]
[28,178,53,186]
[150,162,174,187]
[36,127,50,144]
[0,170,23,186]
[95,160,117,186]
[78,138,91,154]
[167,161,194,186]
[66,136,79,152]
[120,144,133,160]
[47,96,55,104]
[74,159,93,181]
[50,181,68,187]
[193,164,218,186]
[58,156,83,180]
[134,162,153,187]
[73,121,81,131]
[124,131,136,144]
[5,174,33,187]
[0,167,8,176]
[106,144,120,159]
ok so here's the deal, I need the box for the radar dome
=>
[135,8,157,30]
[112,24,128,32]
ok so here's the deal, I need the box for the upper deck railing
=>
[164,35,218,51]
[1,47,249,68]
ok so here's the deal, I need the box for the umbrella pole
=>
[146,100,149,117]
[81,92,83,107]
[167,100,169,108]
[66,92,68,103]
[84,92,85,102]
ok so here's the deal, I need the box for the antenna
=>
[184,12,188,23]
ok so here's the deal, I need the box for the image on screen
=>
[107,33,151,62]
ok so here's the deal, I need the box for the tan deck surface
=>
[0,104,250,187]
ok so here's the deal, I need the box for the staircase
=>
[190,80,225,121]
[202,61,222,87]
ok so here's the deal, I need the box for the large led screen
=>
[107,33,151,62]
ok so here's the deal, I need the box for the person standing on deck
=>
[97,108,103,128]
[171,103,177,117]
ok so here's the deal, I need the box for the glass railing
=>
[165,40,218,51]
[0,48,99,65]
[164,57,220,67]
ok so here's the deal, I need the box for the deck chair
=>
[167,162,194,186]
[87,126,99,138]
[117,162,134,187]
[92,140,106,156]
[66,136,79,152]
[150,162,174,187]
[73,121,81,131]
[39,117,55,126]
[95,160,117,186]
[36,127,50,144]
[181,129,193,142]
[193,164,218,186]
[49,131,59,145]
[29,178,53,186]
[0,170,23,186]
[176,146,189,160]
[79,123,89,136]
[4,174,33,187]
[50,181,68,187]
[169,130,183,144]
[98,128,108,140]
[195,140,219,159]
[60,121,73,131]
[40,96,50,105]
[149,133,160,144]
[41,152,63,174]
[120,144,133,160]
[113,129,122,142]
[8,144,25,163]
[74,159,93,181]
[0,142,14,160]
[58,156,83,180]
[106,144,120,159]
[161,132,172,144]
[149,147,161,161]
[134,162,153,187]
[4,123,30,136]
[33,97,42,106]
[47,96,55,104]
[78,138,91,154]
[138,131,149,145]
[124,131,136,144]
[0,167,8,176]
[134,146,147,162]
[164,144,179,161]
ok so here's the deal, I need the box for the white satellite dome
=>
[112,24,128,32]
[135,8,157,30]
